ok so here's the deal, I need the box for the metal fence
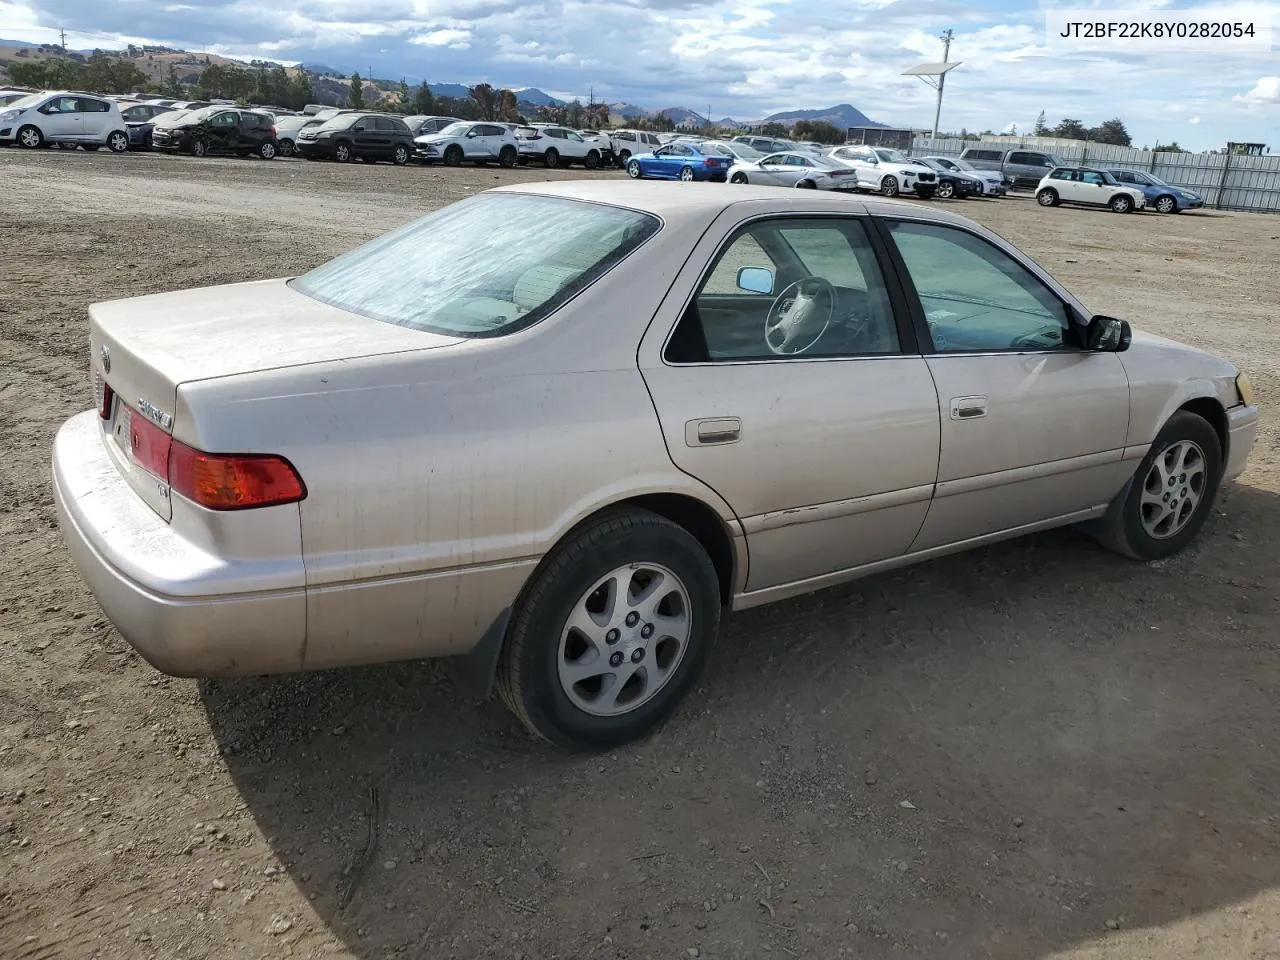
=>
[911,138,1280,214]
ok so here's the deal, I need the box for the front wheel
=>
[1091,411,1222,561]
[496,509,721,751]
[333,141,352,162]
[936,180,955,199]
[1037,188,1059,207]
[278,138,294,157]
[443,144,463,166]
[16,124,43,149]
[626,159,642,179]
[1110,194,1134,214]
[1154,194,1177,214]
[584,149,600,170]
[879,176,899,197]
[190,138,207,158]
[617,149,631,168]
[498,145,517,168]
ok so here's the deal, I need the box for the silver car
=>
[53,182,1259,750]
[727,152,861,190]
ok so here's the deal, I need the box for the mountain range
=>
[1,39,887,129]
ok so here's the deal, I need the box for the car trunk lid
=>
[90,277,463,521]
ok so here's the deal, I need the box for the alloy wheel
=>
[1140,440,1207,539]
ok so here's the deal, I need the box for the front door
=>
[639,211,941,594]
[38,96,83,139]
[207,110,239,152]
[878,216,1132,550]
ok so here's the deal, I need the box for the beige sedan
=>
[53,181,1259,750]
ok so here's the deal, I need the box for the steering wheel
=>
[764,277,835,356]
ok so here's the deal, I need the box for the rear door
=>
[639,208,940,594]
[878,215,1131,550]
[78,97,113,140]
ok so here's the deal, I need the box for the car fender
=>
[1119,332,1239,450]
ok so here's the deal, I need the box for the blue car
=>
[121,103,184,150]
[625,141,733,182]
[1106,168,1204,214]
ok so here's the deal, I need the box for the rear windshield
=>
[291,193,661,338]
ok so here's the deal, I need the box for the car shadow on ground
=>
[201,480,1280,959]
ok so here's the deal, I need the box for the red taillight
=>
[270,125,277,136]
[99,379,114,420]
[120,403,306,510]
[168,442,306,511]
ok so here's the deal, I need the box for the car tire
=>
[879,176,899,197]
[544,147,560,168]
[392,144,410,165]
[1090,411,1223,562]
[496,508,721,751]
[1154,194,1177,214]
[1037,188,1059,207]
[444,144,463,166]
[626,159,643,179]
[498,145,517,168]
[190,138,207,158]
[795,179,815,188]
[1110,194,1134,214]
[617,149,631,168]
[16,124,43,149]
[936,180,955,199]
[730,172,748,184]
[259,140,277,160]
[680,165,696,182]
[278,138,294,157]
[82,145,101,152]
[334,141,352,162]
[584,149,601,169]
[107,130,129,153]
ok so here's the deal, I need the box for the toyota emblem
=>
[101,344,111,374]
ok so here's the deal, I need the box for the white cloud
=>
[1233,76,1280,105]
[410,28,472,48]
[1189,116,1201,124]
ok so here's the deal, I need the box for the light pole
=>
[903,30,962,141]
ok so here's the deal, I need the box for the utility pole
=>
[59,27,67,50]
[932,29,953,139]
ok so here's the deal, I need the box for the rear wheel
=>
[16,125,43,149]
[498,145,517,168]
[795,179,816,189]
[1037,187,1059,207]
[259,140,278,160]
[107,130,129,153]
[879,175,899,197]
[1110,194,1134,214]
[584,149,601,169]
[544,147,560,168]
[392,144,410,165]
[1091,411,1222,561]
[617,149,631,168]
[730,172,748,184]
[679,165,695,182]
[496,509,721,751]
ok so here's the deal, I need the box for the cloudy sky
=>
[1,0,1276,149]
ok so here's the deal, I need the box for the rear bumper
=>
[1225,403,1260,483]
[52,410,307,677]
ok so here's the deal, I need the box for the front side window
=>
[41,96,78,114]
[292,194,660,338]
[665,217,899,363]
[211,111,237,127]
[1082,171,1105,185]
[886,221,1071,353]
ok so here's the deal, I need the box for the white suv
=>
[0,91,130,152]
[515,124,603,168]
[414,121,520,167]
[609,129,663,167]
[827,144,936,197]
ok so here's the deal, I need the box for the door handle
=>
[686,418,741,446]
[950,396,987,420]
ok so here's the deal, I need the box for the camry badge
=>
[101,344,111,374]
[137,398,174,432]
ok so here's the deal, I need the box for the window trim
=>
[870,215,1086,357]
[660,212,921,367]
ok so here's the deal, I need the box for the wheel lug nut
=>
[640,623,654,639]
[609,651,624,667]
[606,628,620,644]
[630,648,644,663]
[625,612,640,627]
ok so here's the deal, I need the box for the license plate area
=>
[111,403,132,457]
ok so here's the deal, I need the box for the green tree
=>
[792,119,843,144]
[469,82,497,120]
[1050,118,1088,140]
[413,81,435,114]
[5,60,60,87]
[1089,117,1131,146]
[162,63,184,98]
[1033,111,1049,136]
[498,88,519,122]
[760,121,788,137]
[80,52,148,94]
[1152,141,1187,153]
[348,72,364,109]
[394,78,411,112]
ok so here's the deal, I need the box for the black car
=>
[294,112,414,165]
[910,159,979,199]
[150,106,280,159]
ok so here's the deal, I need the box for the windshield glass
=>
[274,115,311,131]
[158,108,203,126]
[949,158,977,172]
[315,114,358,132]
[292,194,661,338]
[7,93,43,110]
[437,122,470,137]
[874,148,909,163]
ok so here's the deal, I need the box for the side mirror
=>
[737,266,775,295]
[1087,315,1132,352]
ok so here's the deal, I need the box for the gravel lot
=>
[3,148,1280,960]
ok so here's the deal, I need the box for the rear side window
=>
[964,149,1000,161]
[81,98,111,113]
[292,194,660,338]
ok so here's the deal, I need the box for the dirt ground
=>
[2,148,1280,960]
